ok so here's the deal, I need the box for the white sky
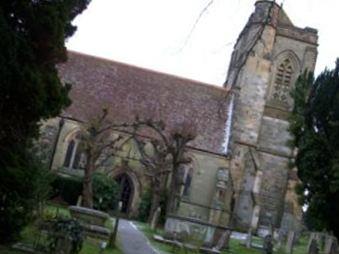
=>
[67,0,339,85]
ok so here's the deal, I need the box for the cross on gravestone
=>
[309,239,319,254]
[285,231,295,254]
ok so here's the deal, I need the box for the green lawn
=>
[136,221,262,254]
[136,222,310,254]
[8,203,122,254]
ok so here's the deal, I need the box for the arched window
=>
[64,140,75,168]
[183,167,193,197]
[271,58,294,104]
[63,134,86,170]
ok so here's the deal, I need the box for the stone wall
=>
[42,117,233,221]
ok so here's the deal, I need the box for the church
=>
[39,0,318,238]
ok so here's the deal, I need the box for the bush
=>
[51,175,83,205]
[137,189,168,224]
[47,218,84,254]
[0,152,53,243]
[51,172,120,211]
[138,189,152,222]
[92,172,120,212]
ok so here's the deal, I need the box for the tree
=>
[132,119,196,221]
[79,109,127,208]
[0,0,90,242]
[289,61,339,238]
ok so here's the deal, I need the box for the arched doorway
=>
[115,173,134,214]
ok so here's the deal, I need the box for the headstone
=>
[324,236,338,254]
[309,239,319,254]
[214,230,231,251]
[150,207,161,230]
[245,228,252,248]
[263,234,273,254]
[76,195,82,206]
[285,231,295,254]
[308,233,317,253]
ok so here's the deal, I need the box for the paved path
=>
[118,219,160,254]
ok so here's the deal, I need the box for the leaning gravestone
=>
[263,235,273,254]
[309,239,319,254]
[285,231,295,254]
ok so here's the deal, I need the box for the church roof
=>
[58,51,230,155]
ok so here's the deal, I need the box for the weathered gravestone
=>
[309,239,319,254]
[245,228,253,248]
[308,233,317,253]
[325,236,339,254]
[213,230,232,251]
[263,235,273,254]
[285,231,295,254]
[150,207,161,230]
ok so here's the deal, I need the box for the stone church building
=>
[40,1,318,235]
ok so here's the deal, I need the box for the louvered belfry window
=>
[272,58,293,103]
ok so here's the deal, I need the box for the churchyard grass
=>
[136,221,263,254]
[12,202,122,254]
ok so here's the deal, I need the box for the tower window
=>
[271,58,294,104]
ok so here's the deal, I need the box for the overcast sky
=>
[67,0,339,85]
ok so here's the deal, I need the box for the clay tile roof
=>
[58,51,230,155]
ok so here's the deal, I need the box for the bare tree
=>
[80,109,128,208]
[131,118,196,220]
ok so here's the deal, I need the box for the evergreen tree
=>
[0,0,90,242]
[290,61,339,238]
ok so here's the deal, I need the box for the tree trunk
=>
[166,169,179,214]
[82,154,94,208]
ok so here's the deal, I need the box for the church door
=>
[115,173,133,214]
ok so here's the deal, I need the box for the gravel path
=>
[118,219,160,254]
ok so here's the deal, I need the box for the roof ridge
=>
[67,50,229,94]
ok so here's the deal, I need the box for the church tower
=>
[225,1,318,231]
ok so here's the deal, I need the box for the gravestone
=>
[309,239,319,254]
[308,233,317,253]
[285,231,295,254]
[324,236,338,254]
[213,230,232,251]
[150,207,161,230]
[245,228,252,248]
[263,235,273,254]
[277,229,287,249]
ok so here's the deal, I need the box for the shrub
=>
[0,152,53,243]
[138,189,168,224]
[47,218,84,254]
[51,172,119,211]
[138,189,152,222]
[51,175,83,205]
[92,172,120,212]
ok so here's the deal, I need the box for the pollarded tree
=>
[131,119,196,222]
[79,109,128,208]
[0,0,90,242]
[289,61,339,238]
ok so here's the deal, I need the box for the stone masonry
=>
[226,0,318,230]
